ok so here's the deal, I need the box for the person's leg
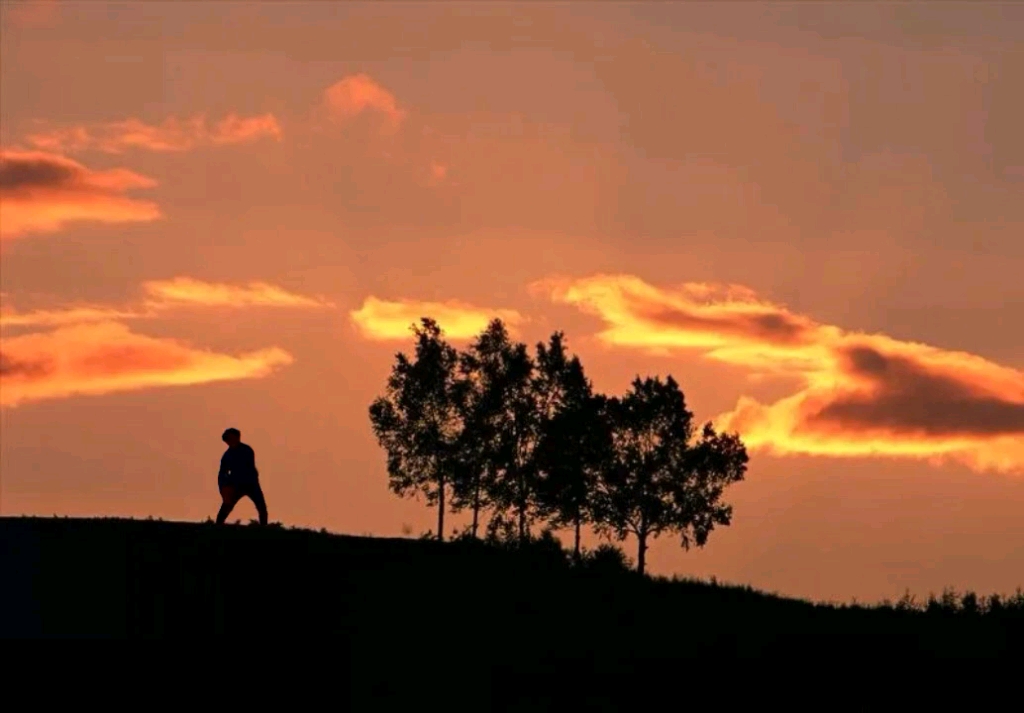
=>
[247,482,269,525]
[216,485,240,524]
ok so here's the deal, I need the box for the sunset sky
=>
[2,1,1022,603]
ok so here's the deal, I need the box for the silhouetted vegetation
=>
[369,318,749,572]
[4,517,1022,667]
[369,319,464,541]
[595,375,746,574]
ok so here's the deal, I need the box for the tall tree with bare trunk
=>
[596,376,748,574]
[369,319,464,541]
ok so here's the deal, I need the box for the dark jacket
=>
[219,443,259,487]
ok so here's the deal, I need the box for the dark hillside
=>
[2,517,1020,667]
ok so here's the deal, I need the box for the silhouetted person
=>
[216,428,268,525]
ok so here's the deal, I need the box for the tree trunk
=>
[573,516,582,562]
[437,477,445,542]
[637,530,648,575]
[471,477,480,539]
[516,467,527,543]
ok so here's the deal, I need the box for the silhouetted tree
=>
[369,319,464,542]
[679,421,749,550]
[595,376,748,574]
[449,350,492,539]
[459,320,543,543]
[534,334,612,560]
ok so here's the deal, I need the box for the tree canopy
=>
[368,318,465,541]
[368,318,749,571]
[595,376,748,573]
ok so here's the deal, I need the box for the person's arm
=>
[219,451,230,480]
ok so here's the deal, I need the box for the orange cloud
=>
[538,274,1024,474]
[0,149,161,239]
[350,296,523,340]
[535,274,833,371]
[142,277,333,309]
[26,113,282,154]
[0,321,293,407]
[323,74,405,128]
[1,279,331,331]
[1,304,146,328]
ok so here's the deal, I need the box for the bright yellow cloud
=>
[350,296,523,340]
[537,273,1024,474]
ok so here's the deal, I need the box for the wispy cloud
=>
[0,149,161,239]
[0,304,147,328]
[26,113,283,154]
[322,74,406,129]
[537,274,1024,474]
[350,296,523,340]
[142,277,333,309]
[1,278,332,330]
[0,277,328,405]
[0,321,293,407]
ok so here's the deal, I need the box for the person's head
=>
[222,428,241,447]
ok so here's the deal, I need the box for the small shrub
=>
[579,543,634,574]
[1010,588,1024,611]
[483,515,519,547]
[960,591,979,615]
[895,590,920,612]
[527,528,570,568]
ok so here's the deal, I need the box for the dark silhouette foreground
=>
[216,428,268,526]
[3,517,1020,669]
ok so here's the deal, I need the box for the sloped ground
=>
[2,516,1020,665]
